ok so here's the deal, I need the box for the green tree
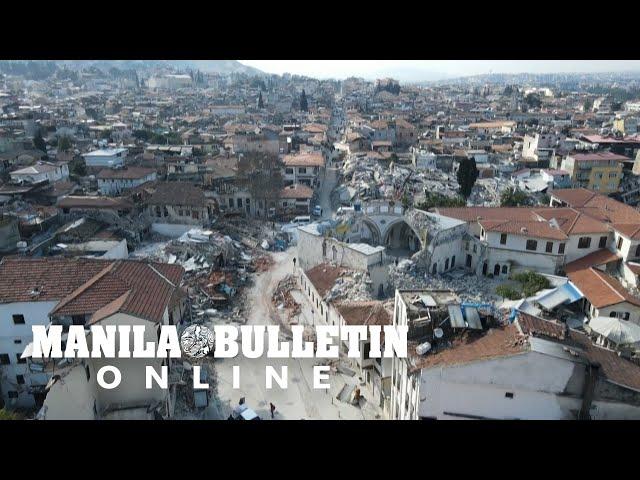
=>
[457,157,479,199]
[258,91,264,109]
[300,89,308,112]
[583,99,593,112]
[524,93,542,109]
[58,135,72,152]
[416,192,466,210]
[500,187,529,207]
[133,129,152,142]
[33,129,47,152]
[0,408,19,420]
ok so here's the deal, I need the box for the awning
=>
[589,316,640,345]
[536,282,583,310]
[464,307,483,330]
[448,304,465,328]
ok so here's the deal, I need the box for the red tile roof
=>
[567,267,640,309]
[282,152,324,167]
[409,325,528,372]
[304,263,346,297]
[335,301,392,326]
[479,219,568,240]
[564,249,621,274]
[0,257,112,303]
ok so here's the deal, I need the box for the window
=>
[599,236,608,248]
[285,168,294,174]
[526,240,538,251]
[192,211,199,220]
[610,311,618,318]
[501,265,508,274]
[623,312,631,320]
[617,236,623,250]
[545,242,553,253]
[363,342,371,360]
[578,237,591,249]
[445,258,449,270]
[0,353,11,365]
[636,244,640,258]
[500,233,507,245]
[16,375,25,385]
[237,198,243,208]
[298,167,306,174]
[228,198,234,207]
[16,354,26,364]
[451,256,456,268]
[432,263,437,274]
[7,391,18,399]
[609,172,617,178]
[505,392,515,399]
[12,314,25,324]
[13,339,21,344]
[558,243,566,254]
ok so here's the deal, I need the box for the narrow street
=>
[207,162,382,420]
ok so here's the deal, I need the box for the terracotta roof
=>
[479,219,568,240]
[57,196,133,210]
[567,267,640,309]
[569,329,640,391]
[280,184,313,199]
[147,182,205,207]
[409,325,528,372]
[0,257,111,303]
[97,167,156,180]
[516,313,566,340]
[335,301,392,326]
[436,207,538,223]
[564,249,622,274]
[534,208,610,235]
[570,152,630,162]
[550,188,598,207]
[612,223,640,240]
[304,263,346,297]
[282,152,324,167]
[51,260,184,323]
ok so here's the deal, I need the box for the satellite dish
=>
[434,328,444,339]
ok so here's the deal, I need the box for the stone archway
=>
[383,219,422,257]
[360,218,382,246]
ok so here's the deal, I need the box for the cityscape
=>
[2,59,640,420]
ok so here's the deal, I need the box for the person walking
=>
[270,402,276,419]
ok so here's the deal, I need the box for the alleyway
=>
[207,246,383,420]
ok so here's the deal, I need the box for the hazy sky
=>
[240,60,640,82]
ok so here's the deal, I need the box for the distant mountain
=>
[58,60,264,76]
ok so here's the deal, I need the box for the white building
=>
[0,257,186,418]
[97,167,157,196]
[392,297,640,420]
[10,162,69,185]
[83,148,128,168]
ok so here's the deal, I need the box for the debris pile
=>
[325,270,374,302]
[388,260,504,304]
[272,275,301,321]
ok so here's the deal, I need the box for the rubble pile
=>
[388,260,503,304]
[325,270,374,303]
[272,275,301,321]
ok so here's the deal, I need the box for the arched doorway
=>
[383,220,421,258]
[360,218,382,246]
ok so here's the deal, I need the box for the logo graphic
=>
[180,325,215,358]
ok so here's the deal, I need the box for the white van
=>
[292,215,311,226]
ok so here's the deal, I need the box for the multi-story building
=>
[282,152,325,188]
[560,152,627,193]
[97,167,157,196]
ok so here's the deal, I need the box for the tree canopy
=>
[457,157,479,199]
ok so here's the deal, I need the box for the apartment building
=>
[560,152,628,193]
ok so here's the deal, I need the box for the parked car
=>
[228,404,261,421]
[312,205,323,217]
